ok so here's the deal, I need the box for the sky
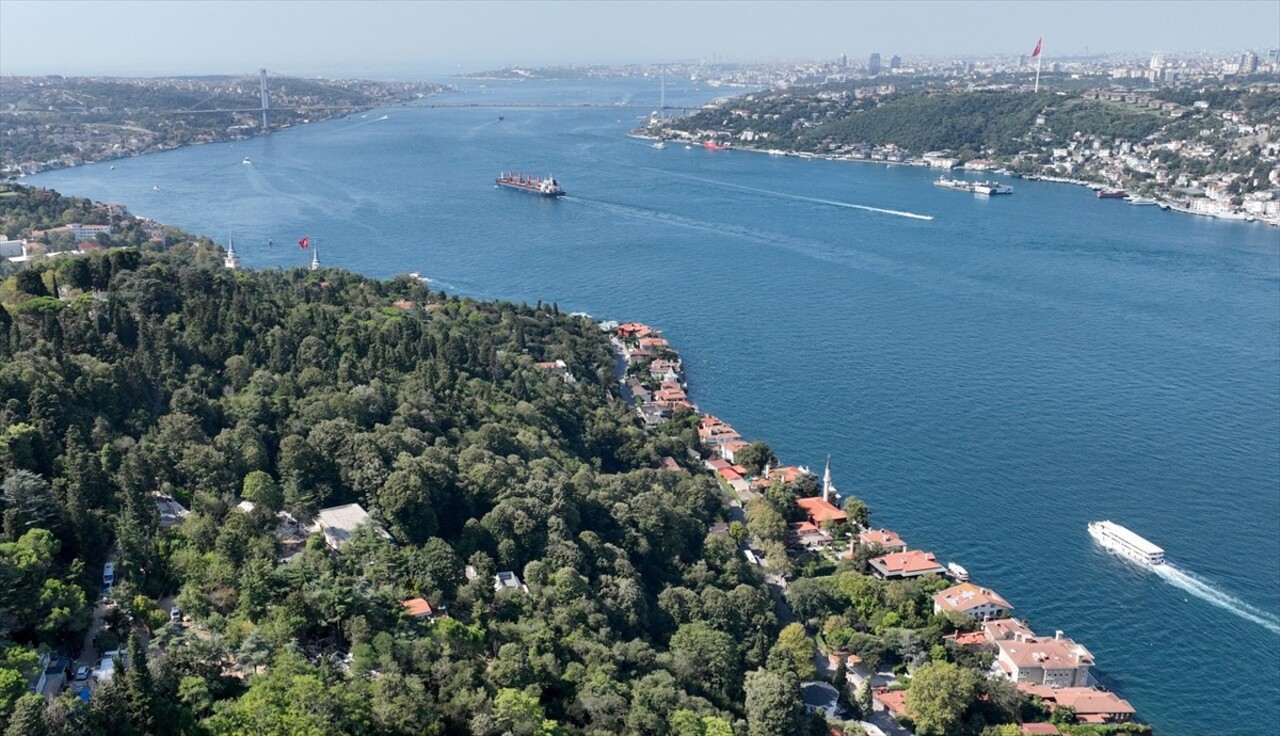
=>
[0,0,1277,77]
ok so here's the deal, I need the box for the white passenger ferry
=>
[1087,520,1165,566]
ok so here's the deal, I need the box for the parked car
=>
[169,606,181,624]
[73,666,91,681]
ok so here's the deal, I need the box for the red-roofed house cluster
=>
[611,323,692,425]
[609,320,1141,728]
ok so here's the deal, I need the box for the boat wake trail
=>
[563,196,822,250]
[1154,563,1280,635]
[663,171,935,221]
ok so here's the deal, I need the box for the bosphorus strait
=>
[28,77,1280,734]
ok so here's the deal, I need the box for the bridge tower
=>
[259,69,269,130]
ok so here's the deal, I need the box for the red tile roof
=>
[1017,685,1135,722]
[402,597,433,617]
[871,549,945,576]
[796,496,848,524]
[716,467,744,483]
[754,465,812,488]
[616,322,657,338]
[859,528,906,549]
[933,583,1013,614]
[872,687,910,717]
[946,631,989,647]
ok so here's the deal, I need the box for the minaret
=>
[822,454,833,502]
[309,243,320,271]
[223,236,241,270]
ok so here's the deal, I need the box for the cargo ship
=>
[703,140,730,151]
[1087,520,1165,566]
[496,172,564,197]
[1097,189,1127,199]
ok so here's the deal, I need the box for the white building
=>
[494,571,527,593]
[995,631,1094,688]
[932,582,1013,621]
[68,223,112,241]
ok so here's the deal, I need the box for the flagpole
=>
[1034,42,1042,93]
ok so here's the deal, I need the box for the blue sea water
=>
[28,78,1280,734]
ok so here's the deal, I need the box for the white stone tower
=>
[223,237,241,270]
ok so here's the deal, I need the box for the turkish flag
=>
[1031,38,1042,58]
[298,236,309,249]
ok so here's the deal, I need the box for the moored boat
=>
[1097,189,1127,199]
[1087,520,1165,566]
[973,181,1013,195]
[495,172,565,197]
[934,177,1013,195]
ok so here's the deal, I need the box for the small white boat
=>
[684,144,692,150]
[946,562,969,581]
[242,157,251,165]
[652,140,667,150]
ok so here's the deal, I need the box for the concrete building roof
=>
[315,503,387,548]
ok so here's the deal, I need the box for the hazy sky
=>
[1,0,1276,77]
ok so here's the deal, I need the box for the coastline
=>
[3,87,454,178]
[629,132,1280,228]
[606,319,1149,729]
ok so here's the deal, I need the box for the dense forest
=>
[798,91,1053,156]
[0,186,1154,735]
[674,88,1188,161]
[0,222,828,735]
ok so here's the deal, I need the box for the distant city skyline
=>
[0,0,1276,77]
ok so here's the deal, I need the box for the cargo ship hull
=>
[495,173,564,197]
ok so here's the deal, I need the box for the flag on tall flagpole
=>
[298,236,309,249]
[1032,37,1044,93]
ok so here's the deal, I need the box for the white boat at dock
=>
[946,562,969,581]
[934,176,1013,195]
[1088,520,1165,566]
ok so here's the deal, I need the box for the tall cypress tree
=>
[123,633,154,735]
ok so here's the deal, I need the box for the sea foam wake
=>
[1154,563,1280,636]
[659,171,936,221]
